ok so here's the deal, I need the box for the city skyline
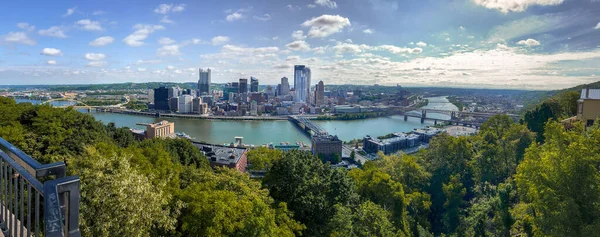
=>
[1,0,600,89]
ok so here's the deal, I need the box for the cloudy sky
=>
[1,0,600,89]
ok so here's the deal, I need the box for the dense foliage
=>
[2,94,600,237]
[316,112,389,120]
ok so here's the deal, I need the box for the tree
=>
[442,174,466,235]
[515,121,600,236]
[246,146,283,171]
[521,99,563,142]
[70,146,177,237]
[262,150,359,236]
[328,201,401,237]
[348,162,410,234]
[556,91,580,117]
[177,168,304,237]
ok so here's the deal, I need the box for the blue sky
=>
[1,0,600,89]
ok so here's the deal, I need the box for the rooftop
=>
[193,142,247,166]
[580,89,600,100]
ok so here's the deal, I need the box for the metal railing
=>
[0,137,81,237]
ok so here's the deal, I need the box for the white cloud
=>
[92,10,106,15]
[416,41,427,47]
[47,60,57,65]
[253,14,271,21]
[41,48,62,56]
[17,22,35,31]
[307,4,317,8]
[517,38,541,47]
[445,37,451,41]
[160,16,175,24]
[333,42,371,54]
[287,5,302,12]
[85,53,106,61]
[488,13,567,42]
[286,40,311,51]
[467,35,475,39]
[87,61,107,67]
[226,12,244,22]
[3,32,35,45]
[62,7,76,17]
[166,65,175,70]
[378,45,423,54]
[363,29,374,34]
[158,37,176,45]
[221,45,279,55]
[76,19,103,31]
[292,30,307,40]
[157,44,181,56]
[301,14,351,38]
[89,36,114,46]
[472,0,564,13]
[123,24,165,47]
[315,0,338,9]
[137,67,147,72]
[212,36,230,45]
[38,26,67,38]
[595,22,600,30]
[135,59,162,65]
[154,4,186,14]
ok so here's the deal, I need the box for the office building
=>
[280,77,290,95]
[200,95,214,107]
[577,88,600,126]
[147,89,154,104]
[145,121,175,139]
[294,65,311,103]
[311,135,342,158]
[153,86,170,111]
[168,87,180,99]
[193,97,202,113]
[265,85,275,97]
[250,101,258,116]
[250,77,259,92]
[250,93,265,104]
[315,80,325,105]
[178,95,193,113]
[239,78,248,93]
[198,68,211,95]
[223,83,239,101]
[169,97,179,112]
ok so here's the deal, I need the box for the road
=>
[342,145,369,165]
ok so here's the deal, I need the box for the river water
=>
[13,96,457,146]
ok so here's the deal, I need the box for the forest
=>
[0,87,598,236]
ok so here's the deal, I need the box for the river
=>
[13,96,457,146]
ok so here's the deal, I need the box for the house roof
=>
[581,89,600,100]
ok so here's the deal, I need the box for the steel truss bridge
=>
[288,116,329,137]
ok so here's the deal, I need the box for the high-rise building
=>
[198,68,211,95]
[223,83,239,101]
[294,65,311,103]
[168,87,180,98]
[250,77,259,92]
[280,77,290,96]
[169,97,179,112]
[178,95,193,113]
[315,81,325,106]
[154,86,170,111]
[239,78,248,93]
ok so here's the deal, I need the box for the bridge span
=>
[288,116,328,136]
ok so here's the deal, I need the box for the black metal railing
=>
[0,137,81,237]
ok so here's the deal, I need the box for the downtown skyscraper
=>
[198,68,211,95]
[250,77,259,92]
[294,65,311,103]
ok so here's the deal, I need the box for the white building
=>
[178,95,193,113]
[294,65,311,103]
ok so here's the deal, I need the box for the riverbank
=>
[99,109,290,121]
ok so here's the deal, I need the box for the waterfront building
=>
[193,97,202,113]
[198,68,211,95]
[239,78,248,93]
[294,66,311,103]
[145,121,175,139]
[153,86,170,111]
[148,89,154,104]
[311,135,342,158]
[169,97,179,112]
[250,92,265,104]
[334,105,361,113]
[315,80,325,106]
[577,88,600,126]
[194,142,248,172]
[250,101,258,116]
[280,77,290,95]
[168,87,180,99]
[250,77,259,92]
[412,127,444,142]
[178,95,193,113]
[200,95,214,107]
[265,85,275,97]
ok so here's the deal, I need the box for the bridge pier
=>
[404,115,408,121]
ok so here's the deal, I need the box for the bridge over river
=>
[391,107,520,128]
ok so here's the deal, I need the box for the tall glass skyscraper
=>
[294,65,311,103]
[198,68,211,95]
[250,77,259,92]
